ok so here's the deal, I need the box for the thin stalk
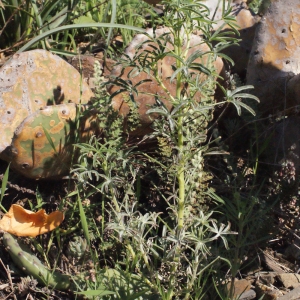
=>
[253,122,259,175]
[102,161,120,213]
[167,28,190,300]
[127,243,157,292]
[173,24,192,232]
[229,197,245,299]
[174,28,186,232]
[101,192,105,239]
[174,26,190,232]
[177,116,185,231]
[110,184,120,213]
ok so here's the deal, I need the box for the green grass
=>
[1,0,152,55]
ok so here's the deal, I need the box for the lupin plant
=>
[72,0,259,299]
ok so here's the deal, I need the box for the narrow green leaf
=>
[107,0,117,45]
[237,101,257,116]
[75,290,115,296]
[17,23,145,53]
[0,164,9,212]
[77,193,90,245]
[42,126,58,154]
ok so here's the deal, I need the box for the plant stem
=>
[103,161,120,213]
[167,27,189,300]
[174,27,187,232]
[177,116,185,231]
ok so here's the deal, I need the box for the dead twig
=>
[0,174,35,195]
[0,258,17,300]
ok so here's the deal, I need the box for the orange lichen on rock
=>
[246,0,300,115]
[0,204,64,237]
[0,49,93,161]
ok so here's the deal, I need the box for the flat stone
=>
[239,289,256,300]
[278,286,300,300]
[277,273,300,289]
[226,279,251,298]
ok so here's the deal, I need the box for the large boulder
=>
[0,50,93,161]
[246,0,300,115]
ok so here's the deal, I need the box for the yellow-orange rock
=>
[0,49,93,160]
[246,0,300,115]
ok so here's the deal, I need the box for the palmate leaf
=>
[220,85,260,116]
[232,100,256,116]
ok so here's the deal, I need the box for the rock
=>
[108,27,224,134]
[277,273,300,289]
[0,50,93,160]
[246,0,300,116]
[69,54,116,89]
[260,250,293,273]
[239,289,256,300]
[255,281,283,300]
[226,278,251,298]
[262,116,300,170]
[68,55,97,87]
[258,272,277,285]
[278,285,300,300]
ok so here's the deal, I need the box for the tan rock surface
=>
[246,0,300,115]
[277,273,300,289]
[108,27,224,134]
[0,50,93,160]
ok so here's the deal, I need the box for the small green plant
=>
[74,0,152,47]
[69,1,261,299]
[0,0,264,298]
[0,0,79,51]
[248,0,272,15]
[248,0,264,13]
[0,0,151,54]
